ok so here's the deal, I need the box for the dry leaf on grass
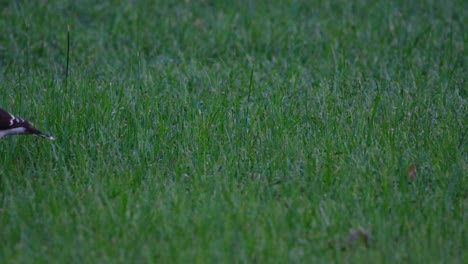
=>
[407,162,417,180]
[328,226,371,251]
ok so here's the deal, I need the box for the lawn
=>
[0,0,466,263]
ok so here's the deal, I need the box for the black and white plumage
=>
[0,108,54,140]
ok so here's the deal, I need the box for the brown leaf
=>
[328,226,371,251]
[344,226,370,248]
[407,162,417,180]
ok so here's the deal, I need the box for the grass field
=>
[0,0,466,263]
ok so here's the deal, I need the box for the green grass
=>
[0,0,466,263]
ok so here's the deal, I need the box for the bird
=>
[0,108,54,140]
